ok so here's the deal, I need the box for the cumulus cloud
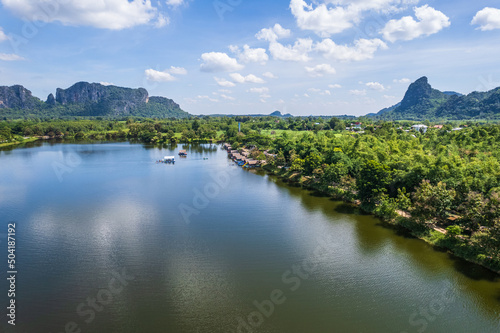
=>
[230,45,269,64]
[214,77,236,87]
[229,73,266,84]
[289,0,359,37]
[315,38,387,61]
[349,89,367,96]
[366,81,386,91]
[305,64,336,77]
[100,82,114,86]
[166,0,185,7]
[168,66,188,75]
[328,84,342,89]
[393,78,411,83]
[1,0,161,30]
[263,72,278,79]
[155,14,169,28]
[197,95,219,103]
[200,52,244,72]
[145,66,186,82]
[248,87,270,94]
[268,38,313,62]
[471,7,500,31]
[289,0,417,37]
[145,69,176,82]
[256,23,291,42]
[0,53,24,61]
[0,28,8,42]
[381,5,451,42]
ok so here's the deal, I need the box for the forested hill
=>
[0,82,190,119]
[374,76,500,120]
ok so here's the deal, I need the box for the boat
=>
[161,156,175,164]
[178,150,187,156]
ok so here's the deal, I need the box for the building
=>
[411,124,428,133]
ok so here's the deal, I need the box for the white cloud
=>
[305,64,336,77]
[169,66,187,75]
[145,66,186,82]
[219,94,235,101]
[383,95,396,99]
[349,89,367,96]
[248,87,270,94]
[366,81,385,91]
[145,69,176,82]
[262,72,278,79]
[0,53,24,61]
[381,5,451,42]
[214,77,236,87]
[472,7,500,31]
[315,38,387,61]
[393,78,411,83]
[166,0,185,7]
[155,14,169,28]
[0,28,8,42]
[229,73,266,84]
[1,0,160,30]
[256,23,291,42]
[200,52,244,72]
[100,82,114,86]
[289,0,359,37]
[290,0,418,37]
[328,84,342,89]
[230,45,268,64]
[269,38,313,62]
[197,95,219,102]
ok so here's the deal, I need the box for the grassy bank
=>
[261,164,500,275]
[0,137,39,148]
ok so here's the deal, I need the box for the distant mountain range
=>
[207,110,294,118]
[371,76,500,120]
[0,82,189,119]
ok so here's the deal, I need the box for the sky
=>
[1,0,500,116]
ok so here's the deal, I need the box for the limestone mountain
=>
[0,85,43,110]
[375,77,500,120]
[0,82,189,119]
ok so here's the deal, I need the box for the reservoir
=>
[0,142,499,332]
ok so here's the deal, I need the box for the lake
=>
[0,141,499,332]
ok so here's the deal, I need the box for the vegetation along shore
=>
[1,116,499,274]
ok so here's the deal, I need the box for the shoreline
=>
[259,163,500,276]
[0,137,39,148]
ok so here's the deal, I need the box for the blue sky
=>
[1,0,500,116]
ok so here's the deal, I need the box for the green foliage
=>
[357,160,391,204]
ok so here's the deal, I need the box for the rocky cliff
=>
[0,85,42,109]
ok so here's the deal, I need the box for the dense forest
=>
[1,116,499,272]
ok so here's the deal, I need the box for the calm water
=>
[0,141,499,333]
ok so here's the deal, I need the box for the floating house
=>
[178,150,187,156]
[162,156,175,164]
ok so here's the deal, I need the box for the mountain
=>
[207,111,294,118]
[0,85,43,110]
[0,82,189,119]
[270,110,293,117]
[374,77,500,120]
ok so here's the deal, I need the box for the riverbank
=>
[261,163,500,276]
[0,137,39,148]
